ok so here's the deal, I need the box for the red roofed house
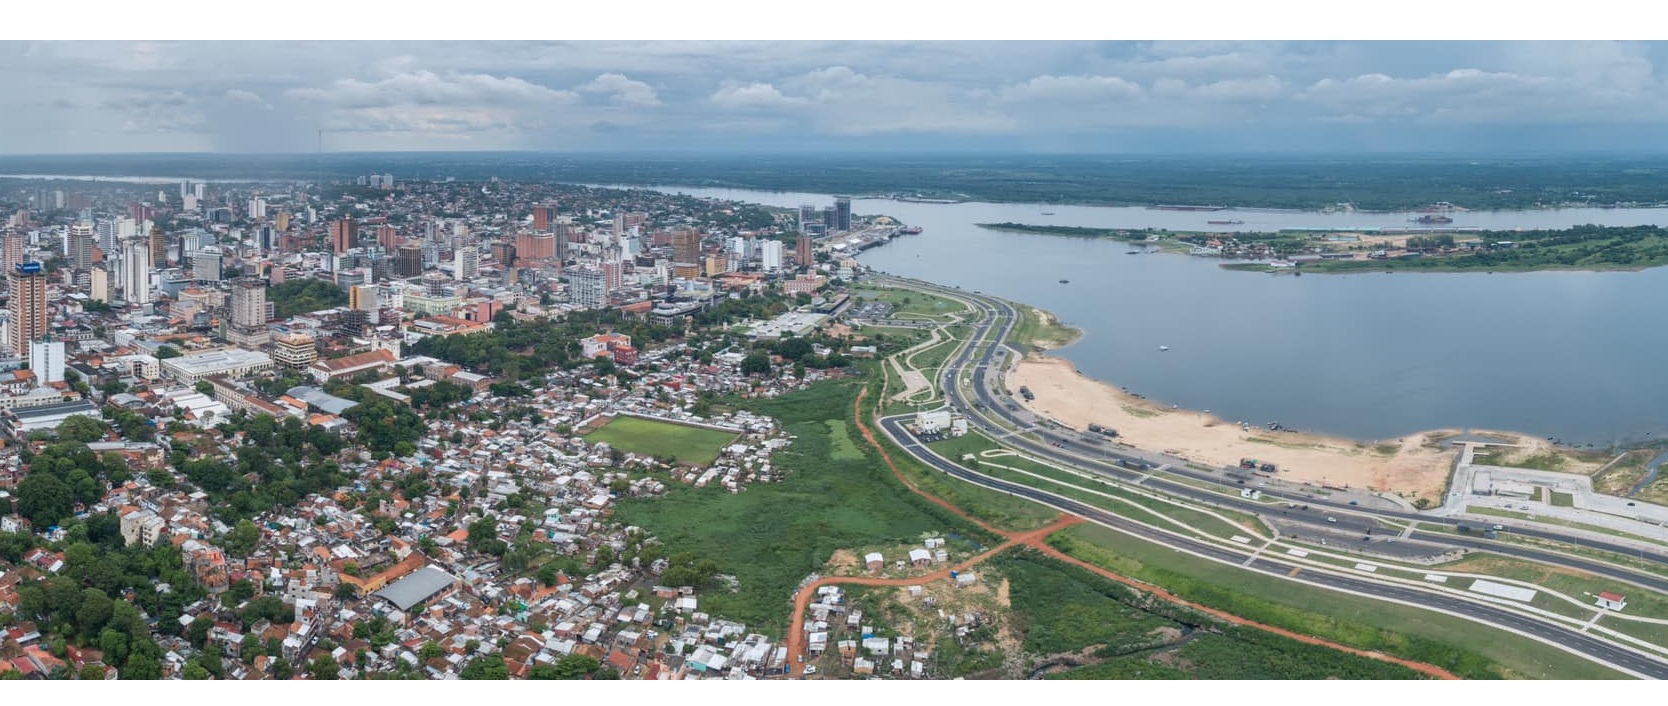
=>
[1596,592,1628,611]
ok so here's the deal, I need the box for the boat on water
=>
[1159,345,1170,351]
[1150,204,1227,212]
[1207,219,1244,225]
[898,226,923,234]
[1412,215,1454,224]
[1058,279,1070,284]
[1126,250,1141,254]
[1040,211,1057,216]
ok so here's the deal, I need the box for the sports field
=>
[582,415,738,466]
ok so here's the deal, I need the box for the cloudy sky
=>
[5,40,1668,154]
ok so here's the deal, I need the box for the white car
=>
[1325,517,1337,523]
[804,665,818,675]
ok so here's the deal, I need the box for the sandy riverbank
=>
[1006,354,1580,502]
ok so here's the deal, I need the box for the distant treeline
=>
[976,222,1143,240]
[12,154,1668,211]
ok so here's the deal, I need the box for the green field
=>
[612,377,1012,631]
[582,415,739,466]
[1049,524,1627,679]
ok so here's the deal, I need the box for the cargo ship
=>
[1412,215,1454,225]
[1150,204,1227,212]
[898,226,923,235]
[1207,219,1244,225]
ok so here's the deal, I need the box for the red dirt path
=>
[778,385,1458,680]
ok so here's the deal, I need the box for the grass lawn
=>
[581,415,738,466]
[1050,523,1628,679]
[1550,491,1576,507]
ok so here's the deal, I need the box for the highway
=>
[864,273,1668,678]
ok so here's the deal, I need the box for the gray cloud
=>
[6,41,1668,153]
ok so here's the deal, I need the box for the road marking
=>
[1423,574,1448,583]
[1354,563,1379,573]
[1287,567,1302,577]
[1285,548,1309,558]
[1230,535,1252,544]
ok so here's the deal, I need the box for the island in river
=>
[978,222,1668,274]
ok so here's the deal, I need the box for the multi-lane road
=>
[864,273,1668,678]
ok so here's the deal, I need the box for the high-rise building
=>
[798,204,818,234]
[193,247,223,282]
[121,236,153,305]
[350,285,380,315]
[331,217,356,254]
[453,245,478,281]
[395,243,425,278]
[7,262,47,357]
[275,211,291,232]
[1,228,24,272]
[761,239,784,274]
[28,340,64,384]
[822,207,837,234]
[533,204,558,233]
[272,332,318,370]
[376,224,399,252]
[796,234,814,268]
[227,277,271,348]
[247,197,267,220]
[834,197,852,232]
[68,223,95,271]
[672,228,700,268]
[516,231,555,262]
[149,225,167,266]
[567,265,607,310]
[88,266,110,303]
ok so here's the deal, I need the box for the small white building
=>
[1596,591,1628,611]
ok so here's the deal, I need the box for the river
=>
[612,184,1668,448]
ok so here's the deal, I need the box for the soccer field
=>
[582,415,739,466]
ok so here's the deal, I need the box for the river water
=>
[617,184,1668,448]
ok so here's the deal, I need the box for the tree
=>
[155,345,182,360]
[419,641,444,661]
[181,663,210,680]
[739,352,771,376]
[122,649,162,680]
[223,519,261,557]
[552,653,600,679]
[57,414,106,443]
[308,654,340,680]
[195,381,215,395]
[16,473,73,528]
[76,588,113,639]
[79,664,107,681]
[187,615,214,649]
[460,654,509,680]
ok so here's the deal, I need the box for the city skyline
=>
[5,40,1668,154]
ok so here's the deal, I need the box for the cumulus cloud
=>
[709,82,806,109]
[1000,75,1145,103]
[286,70,580,109]
[579,73,660,107]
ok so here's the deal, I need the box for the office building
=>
[822,207,837,234]
[227,277,271,348]
[7,262,47,357]
[2,228,24,272]
[376,224,399,252]
[247,197,267,220]
[567,265,607,310]
[147,224,167,266]
[28,340,65,384]
[395,243,425,278]
[68,222,95,270]
[88,266,109,302]
[121,236,153,305]
[271,332,318,370]
[672,228,700,269]
[761,239,784,274]
[798,204,817,234]
[453,245,478,281]
[796,234,814,268]
[193,247,223,282]
[532,204,558,233]
[331,217,356,254]
[516,231,556,262]
[835,197,852,232]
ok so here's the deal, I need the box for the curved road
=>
[866,273,1668,678]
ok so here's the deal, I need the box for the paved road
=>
[867,273,1668,677]
[879,273,1668,592]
